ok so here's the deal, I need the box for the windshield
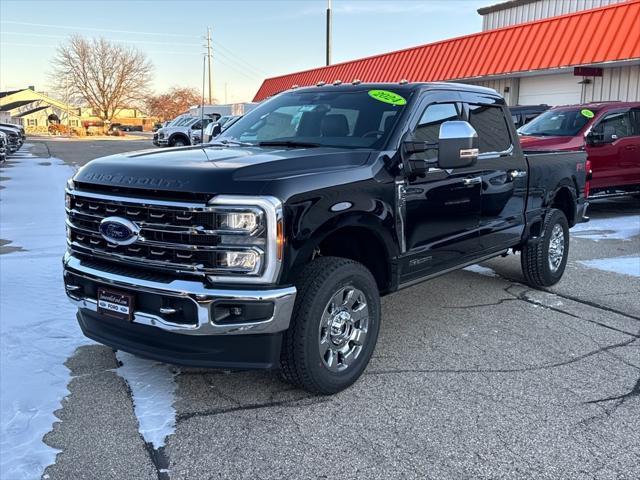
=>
[518,108,593,137]
[218,89,412,149]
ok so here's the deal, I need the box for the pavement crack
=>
[444,298,518,309]
[367,335,638,377]
[583,376,640,416]
[176,396,331,423]
[540,289,640,322]
[505,286,640,338]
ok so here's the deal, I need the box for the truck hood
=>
[74,145,374,198]
[519,135,584,151]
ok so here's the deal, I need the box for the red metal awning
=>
[254,0,640,101]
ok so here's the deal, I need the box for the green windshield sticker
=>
[581,109,595,119]
[368,89,407,106]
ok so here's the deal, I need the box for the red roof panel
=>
[253,0,640,101]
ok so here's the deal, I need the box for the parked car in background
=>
[508,104,550,129]
[64,82,588,394]
[0,131,7,163]
[519,102,640,198]
[0,126,21,153]
[152,122,165,132]
[201,115,242,143]
[153,115,218,147]
[0,122,26,142]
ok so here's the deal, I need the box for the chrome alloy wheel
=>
[318,286,369,372]
[548,223,565,272]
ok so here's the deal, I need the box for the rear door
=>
[459,92,528,251]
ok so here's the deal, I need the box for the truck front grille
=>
[65,189,246,275]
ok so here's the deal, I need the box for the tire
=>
[520,208,569,288]
[281,256,381,395]
[170,136,187,147]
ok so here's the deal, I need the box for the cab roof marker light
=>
[399,79,409,85]
[291,84,299,89]
[333,80,343,86]
[352,79,362,85]
[316,81,326,87]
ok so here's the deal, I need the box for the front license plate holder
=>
[97,287,135,322]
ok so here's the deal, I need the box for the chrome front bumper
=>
[63,253,296,336]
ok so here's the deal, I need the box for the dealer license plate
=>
[97,288,135,321]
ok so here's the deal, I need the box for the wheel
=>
[520,208,569,288]
[281,256,381,394]
[170,136,187,147]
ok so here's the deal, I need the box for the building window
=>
[27,119,37,127]
[69,120,79,127]
[468,104,512,153]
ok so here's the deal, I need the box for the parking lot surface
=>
[2,140,638,480]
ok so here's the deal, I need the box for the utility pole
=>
[206,26,213,104]
[326,0,332,66]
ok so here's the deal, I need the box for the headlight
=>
[158,132,165,138]
[216,250,261,273]
[216,211,259,233]
[207,196,283,284]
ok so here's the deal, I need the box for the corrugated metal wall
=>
[482,0,627,30]
[582,64,640,102]
[467,64,639,106]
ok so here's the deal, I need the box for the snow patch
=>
[578,256,640,278]
[571,215,640,241]
[463,264,498,277]
[116,352,177,449]
[0,152,89,479]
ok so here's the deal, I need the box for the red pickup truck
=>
[518,102,640,197]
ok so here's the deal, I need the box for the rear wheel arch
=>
[550,184,577,227]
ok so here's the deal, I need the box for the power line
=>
[0,20,200,38]
[1,31,201,47]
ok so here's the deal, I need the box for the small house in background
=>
[0,87,156,133]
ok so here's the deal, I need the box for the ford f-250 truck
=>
[63,82,588,394]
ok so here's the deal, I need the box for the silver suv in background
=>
[153,115,218,147]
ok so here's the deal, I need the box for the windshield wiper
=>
[257,140,321,148]
[209,139,253,147]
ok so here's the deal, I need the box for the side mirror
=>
[211,123,222,137]
[437,121,479,169]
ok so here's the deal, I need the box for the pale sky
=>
[0,0,489,103]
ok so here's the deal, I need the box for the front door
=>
[399,93,483,284]
[587,109,640,190]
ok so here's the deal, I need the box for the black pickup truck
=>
[63,82,588,394]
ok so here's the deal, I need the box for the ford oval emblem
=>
[99,216,140,246]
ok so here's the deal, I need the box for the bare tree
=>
[145,87,202,121]
[51,36,153,122]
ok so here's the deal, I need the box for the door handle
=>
[624,145,637,151]
[159,307,178,315]
[508,169,527,179]
[463,176,482,186]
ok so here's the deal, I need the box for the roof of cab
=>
[286,81,501,97]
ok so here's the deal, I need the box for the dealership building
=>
[254,0,640,106]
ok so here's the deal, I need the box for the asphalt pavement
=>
[8,138,640,480]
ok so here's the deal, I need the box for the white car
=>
[153,116,216,147]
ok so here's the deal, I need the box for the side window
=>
[593,111,633,139]
[413,103,459,160]
[630,109,640,136]
[468,104,512,154]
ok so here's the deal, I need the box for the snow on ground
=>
[116,352,177,449]
[0,147,178,478]
[571,214,640,241]
[0,149,89,479]
[463,264,498,277]
[579,256,640,278]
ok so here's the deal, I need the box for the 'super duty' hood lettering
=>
[80,172,188,189]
